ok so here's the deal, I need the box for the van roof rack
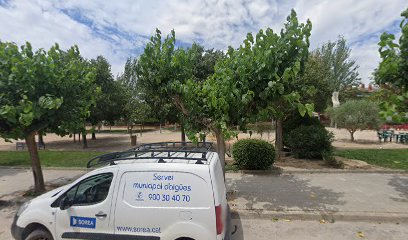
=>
[86,141,214,168]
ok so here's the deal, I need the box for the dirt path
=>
[0,127,407,152]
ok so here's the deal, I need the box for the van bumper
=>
[11,215,24,240]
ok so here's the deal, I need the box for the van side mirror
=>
[59,196,72,210]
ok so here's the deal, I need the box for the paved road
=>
[0,168,87,239]
[226,172,408,221]
[0,168,87,200]
[1,169,408,239]
[232,218,408,240]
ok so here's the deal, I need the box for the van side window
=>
[65,173,113,206]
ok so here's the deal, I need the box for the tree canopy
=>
[0,41,97,192]
[136,9,314,169]
[374,7,408,123]
[332,100,382,142]
[300,52,332,112]
[89,56,128,129]
[315,36,361,93]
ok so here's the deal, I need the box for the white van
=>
[12,142,231,240]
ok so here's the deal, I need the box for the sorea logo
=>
[70,216,96,229]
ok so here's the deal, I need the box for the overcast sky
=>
[0,0,406,84]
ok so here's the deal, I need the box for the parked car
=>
[12,142,231,240]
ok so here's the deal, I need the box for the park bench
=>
[16,142,46,150]
[377,130,393,142]
[396,133,408,144]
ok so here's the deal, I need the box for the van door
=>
[54,169,118,240]
[114,171,214,239]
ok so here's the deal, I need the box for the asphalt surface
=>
[232,218,408,240]
[226,172,408,222]
[1,168,407,239]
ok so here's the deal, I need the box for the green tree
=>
[333,100,382,142]
[88,56,127,141]
[136,42,223,138]
[223,10,313,160]
[188,43,225,82]
[301,53,332,113]
[136,9,313,169]
[374,8,408,123]
[0,41,96,192]
[316,36,361,93]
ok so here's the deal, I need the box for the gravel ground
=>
[1,127,407,152]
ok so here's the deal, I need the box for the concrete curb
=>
[231,209,408,223]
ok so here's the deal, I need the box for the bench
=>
[16,142,46,150]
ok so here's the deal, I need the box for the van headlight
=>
[16,200,31,217]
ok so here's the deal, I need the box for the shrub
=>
[286,125,333,159]
[283,112,323,146]
[322,151,344,169]
[283,112,323,133]
[232,139,275,170]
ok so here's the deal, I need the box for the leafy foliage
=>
[135,10,313,169]
[89,56,128,126]
[314,36,361,93]
[0,41,96,192]
[300,53,332,112]
[283,111,323,147]
[0,41,96,139]
[232,139,275,170]
[117,58,154,126]
[286,125,333,159]
[374,8,408,123]
[332,100,382,141]
[283,111,322,134]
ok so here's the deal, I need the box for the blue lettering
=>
[153,173,174,181]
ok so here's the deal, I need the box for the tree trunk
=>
[350,131,355,142]
[82,131,88,149]
[275,119,283,161]
[159,122,162,133]
[38,132,45,146]
[214,129,226,175]
[91,125,96,140]
[25,132,45,193]
[73,132,76,143]
[141,123,144,137]
[181,124,186,144]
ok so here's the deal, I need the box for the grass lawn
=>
[0,151,107,168]
[334,149,408,170]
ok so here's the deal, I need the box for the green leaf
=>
[19,112,34,126]
[297,103,307,117]
[305,103,315,117]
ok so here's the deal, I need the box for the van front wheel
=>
[25,229,53,240]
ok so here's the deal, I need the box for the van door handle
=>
[95,212,107,218]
